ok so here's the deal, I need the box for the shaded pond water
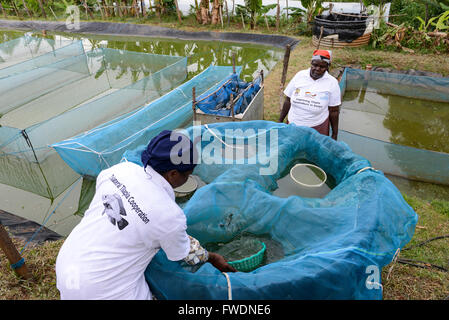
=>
[204,232,285,270]
[341,90,449,154]
[0,29,284,82]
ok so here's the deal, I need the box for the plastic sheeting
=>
[52,65,242,179]
[122,121,417,299]
[196,74,262,116]
[339,68,449,185]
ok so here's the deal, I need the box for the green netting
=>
[338,68,449,185]
[0,48,188,200]
[0,35,73,70]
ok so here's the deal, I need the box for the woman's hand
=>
[208,252,237,272]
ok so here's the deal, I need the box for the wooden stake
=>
[316,26,324,50]
[192,87,197,123]
[0,223,32,280]
[279,44,291,111]
[232,52,236,73]
[230,93,235,121]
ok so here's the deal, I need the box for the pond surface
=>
[0,29,284,82]
[341,90,449,154]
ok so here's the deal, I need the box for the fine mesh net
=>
[338,68,449,185]
[0,47,188,200]
[119,121,417,299]
[0,35,73,70]
[52,65,241,178]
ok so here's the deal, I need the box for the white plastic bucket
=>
[174,175,198,198]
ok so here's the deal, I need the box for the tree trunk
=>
[200,0,210,25]
[0,3,7,18]
[83,0,95,20]
[211,0,220,25]
[21,0,32,17]
[11,0,22,18]
[194,0,201,23]
[102,0,110,18]
[140,0,146,17]
[276,0,280,31]
[174,0,182,23]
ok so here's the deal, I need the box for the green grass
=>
[381,196,449,300]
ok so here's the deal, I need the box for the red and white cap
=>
[312,49,332,64]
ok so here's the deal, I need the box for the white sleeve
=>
[329,81,342,107]
[283,74,298,98]
[159,225,191,261]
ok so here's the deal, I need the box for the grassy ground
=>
[0,17,449,300]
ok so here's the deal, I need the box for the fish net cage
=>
[0,42,188,201]
[0,35,74,70]
[338,68,449,186]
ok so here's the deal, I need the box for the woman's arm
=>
[328,105,340,140]
[183,235,237,272]
[279,97,291,123]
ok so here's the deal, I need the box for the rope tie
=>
[356,166,378,174]
[10,257,25,270]
[386,248,401,281]
[222,272,232,300]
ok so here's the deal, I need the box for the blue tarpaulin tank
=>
[123,121,418,299]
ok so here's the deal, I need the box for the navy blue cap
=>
[141,130,197,173]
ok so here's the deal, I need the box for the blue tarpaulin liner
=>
[122,121,418,299]
[196,74,262,116]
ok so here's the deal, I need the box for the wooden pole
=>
[316,26,324,50]
[192,87,197,123]
[230,93,235,121]
[279,44,291,111]
[232,52,236,74]
[0,223,32,280]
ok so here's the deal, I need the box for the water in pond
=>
[341,90,449,153]
[273,159,334,199]
[204,232,285,269]
[0,30,283,82]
